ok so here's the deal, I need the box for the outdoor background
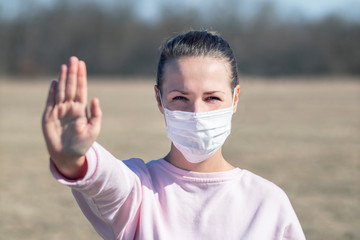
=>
[0,0,359,239]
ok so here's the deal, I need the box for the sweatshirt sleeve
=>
[280,193,306,240]
[282,210,306,240]
[49,142,144,240]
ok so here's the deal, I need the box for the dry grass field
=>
[0,77,359,240]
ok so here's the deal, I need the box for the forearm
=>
[50,142,143,238]
[50,142,139,201]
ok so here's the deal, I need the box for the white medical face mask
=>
[160,90,235,163]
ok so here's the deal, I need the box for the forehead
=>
[162,56,232,92]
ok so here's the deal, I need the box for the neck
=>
[164,143,235,173]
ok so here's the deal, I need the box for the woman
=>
[42,30,306,239]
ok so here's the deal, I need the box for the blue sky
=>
[272,0,360,21]
[135,0,360,21]
[1,0,360,22]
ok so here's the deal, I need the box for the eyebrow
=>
[168,89,189,95]
[203,91,225,95]
[168,90,225,95]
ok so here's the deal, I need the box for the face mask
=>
[160,90,235,163]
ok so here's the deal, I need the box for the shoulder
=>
[240,169,293,208]
[121,158,174,190]
[122,158,148,176]
[240,170,299,221]
[122,158,166,183]
[241,170,285,192]
[240,170,305,239]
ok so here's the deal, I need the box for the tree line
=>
[1,0,359,77]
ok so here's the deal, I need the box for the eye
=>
[172,96,188,101]
[205,96,221,102]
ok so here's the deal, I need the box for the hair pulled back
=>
[157,30,239,91]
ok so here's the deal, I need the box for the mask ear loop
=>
[232,88,236,106]
[158,90,166,109]
[158,90,170,127]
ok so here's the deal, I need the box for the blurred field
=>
[0,77,359,240]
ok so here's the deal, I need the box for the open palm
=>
[42,57,102,176]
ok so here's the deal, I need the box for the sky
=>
[1,0,360,22]
[273,0,360,21]
[134,0,360,22]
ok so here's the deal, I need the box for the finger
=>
[56,64,67,103]
[43,80,57,120]
[65,56,79,101]
[75,60,88,104]
[89,98,102,136]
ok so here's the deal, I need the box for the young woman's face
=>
[159,56,239,113]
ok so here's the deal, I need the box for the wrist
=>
[51,156,88,180]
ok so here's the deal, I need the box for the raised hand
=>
[42,57,102,179]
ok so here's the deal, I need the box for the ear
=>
[232,85,240,114]
[154,85,164,114]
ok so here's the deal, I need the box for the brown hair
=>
[156,30,239,92]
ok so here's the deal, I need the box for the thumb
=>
[89,98,102,136]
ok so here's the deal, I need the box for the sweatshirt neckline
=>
[157,158,243,183]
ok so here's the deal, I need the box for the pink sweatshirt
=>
[51,142,306,240]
